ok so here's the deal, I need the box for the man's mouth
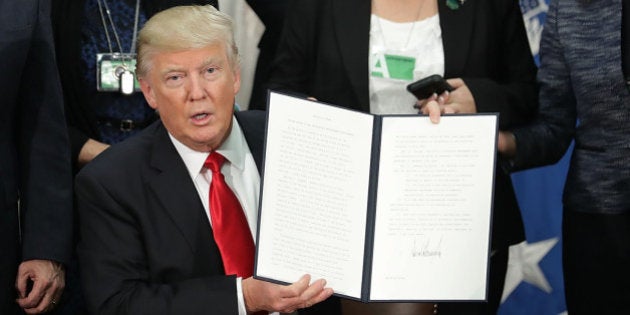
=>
[193,113,209,120]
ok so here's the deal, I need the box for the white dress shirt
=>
[169,116,262,315]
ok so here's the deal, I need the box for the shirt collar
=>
[169,116,247,177]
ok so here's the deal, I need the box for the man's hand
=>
[242,274,333,314]
[15,260,65,314]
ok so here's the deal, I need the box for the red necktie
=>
[205,152,255,278]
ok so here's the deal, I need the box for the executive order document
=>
[255,91,497,302]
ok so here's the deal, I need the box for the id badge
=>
[370,46,418,81]
[371,52,416,81]
[96,53,141,94]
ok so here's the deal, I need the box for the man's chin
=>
[189,130,226,151]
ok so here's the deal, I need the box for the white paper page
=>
[256,92,374,298]
[369,115,496,301]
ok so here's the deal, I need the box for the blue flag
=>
[497,1,568,314]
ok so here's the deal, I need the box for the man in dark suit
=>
[0,0,73,314]
[75,5,337,314]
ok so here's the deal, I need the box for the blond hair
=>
[136,5,238,78]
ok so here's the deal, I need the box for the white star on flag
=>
[501,238,559,302]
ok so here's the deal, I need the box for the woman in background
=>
[499,0,630,313]
[267,0,538,314]
[52,0,218,171]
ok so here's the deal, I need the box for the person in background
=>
[267,0,538,314]
[0,0,73,314]
[75,5,339,314]
[51,0,219,171]
[498,0,630,314]
[246,0,289,110]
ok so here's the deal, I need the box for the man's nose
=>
[188,74,206,100]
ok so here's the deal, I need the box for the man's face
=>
[140,44,241,152]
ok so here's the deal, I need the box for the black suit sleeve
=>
[463,0,539,130]
[19,0,73,264]
[266,0,320,98]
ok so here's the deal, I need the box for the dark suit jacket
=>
[268,0,539,249]
[76,111,340,314]
[0,0,73,312]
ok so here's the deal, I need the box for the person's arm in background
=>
[498,0,576,170]
[246,0,289,110]
[441,0,539,130]
[51,0,110,170]
[265,0,319,98]
[15,0,73,313]
[77,138,110,167]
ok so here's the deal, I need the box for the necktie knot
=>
[205,152,226,173]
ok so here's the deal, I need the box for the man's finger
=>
[310,287,334,304]
[16,279,47,309]
[297,279,326,304]
[22,292,55,315]
[15,273,29,298]
[280,279,330,312]
[282,274,311,298]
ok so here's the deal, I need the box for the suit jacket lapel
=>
[147,123,208,252]
[235,112,265,173]
[333,0,372,112]
[144,114,266,252]
[439,0,475,77]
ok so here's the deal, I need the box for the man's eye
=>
[165,74,184,87]
[203,67,220,80]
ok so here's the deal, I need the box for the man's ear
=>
[139,78,158,110]
[232,66,241,95]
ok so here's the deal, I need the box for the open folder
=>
[254,91,496,302]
